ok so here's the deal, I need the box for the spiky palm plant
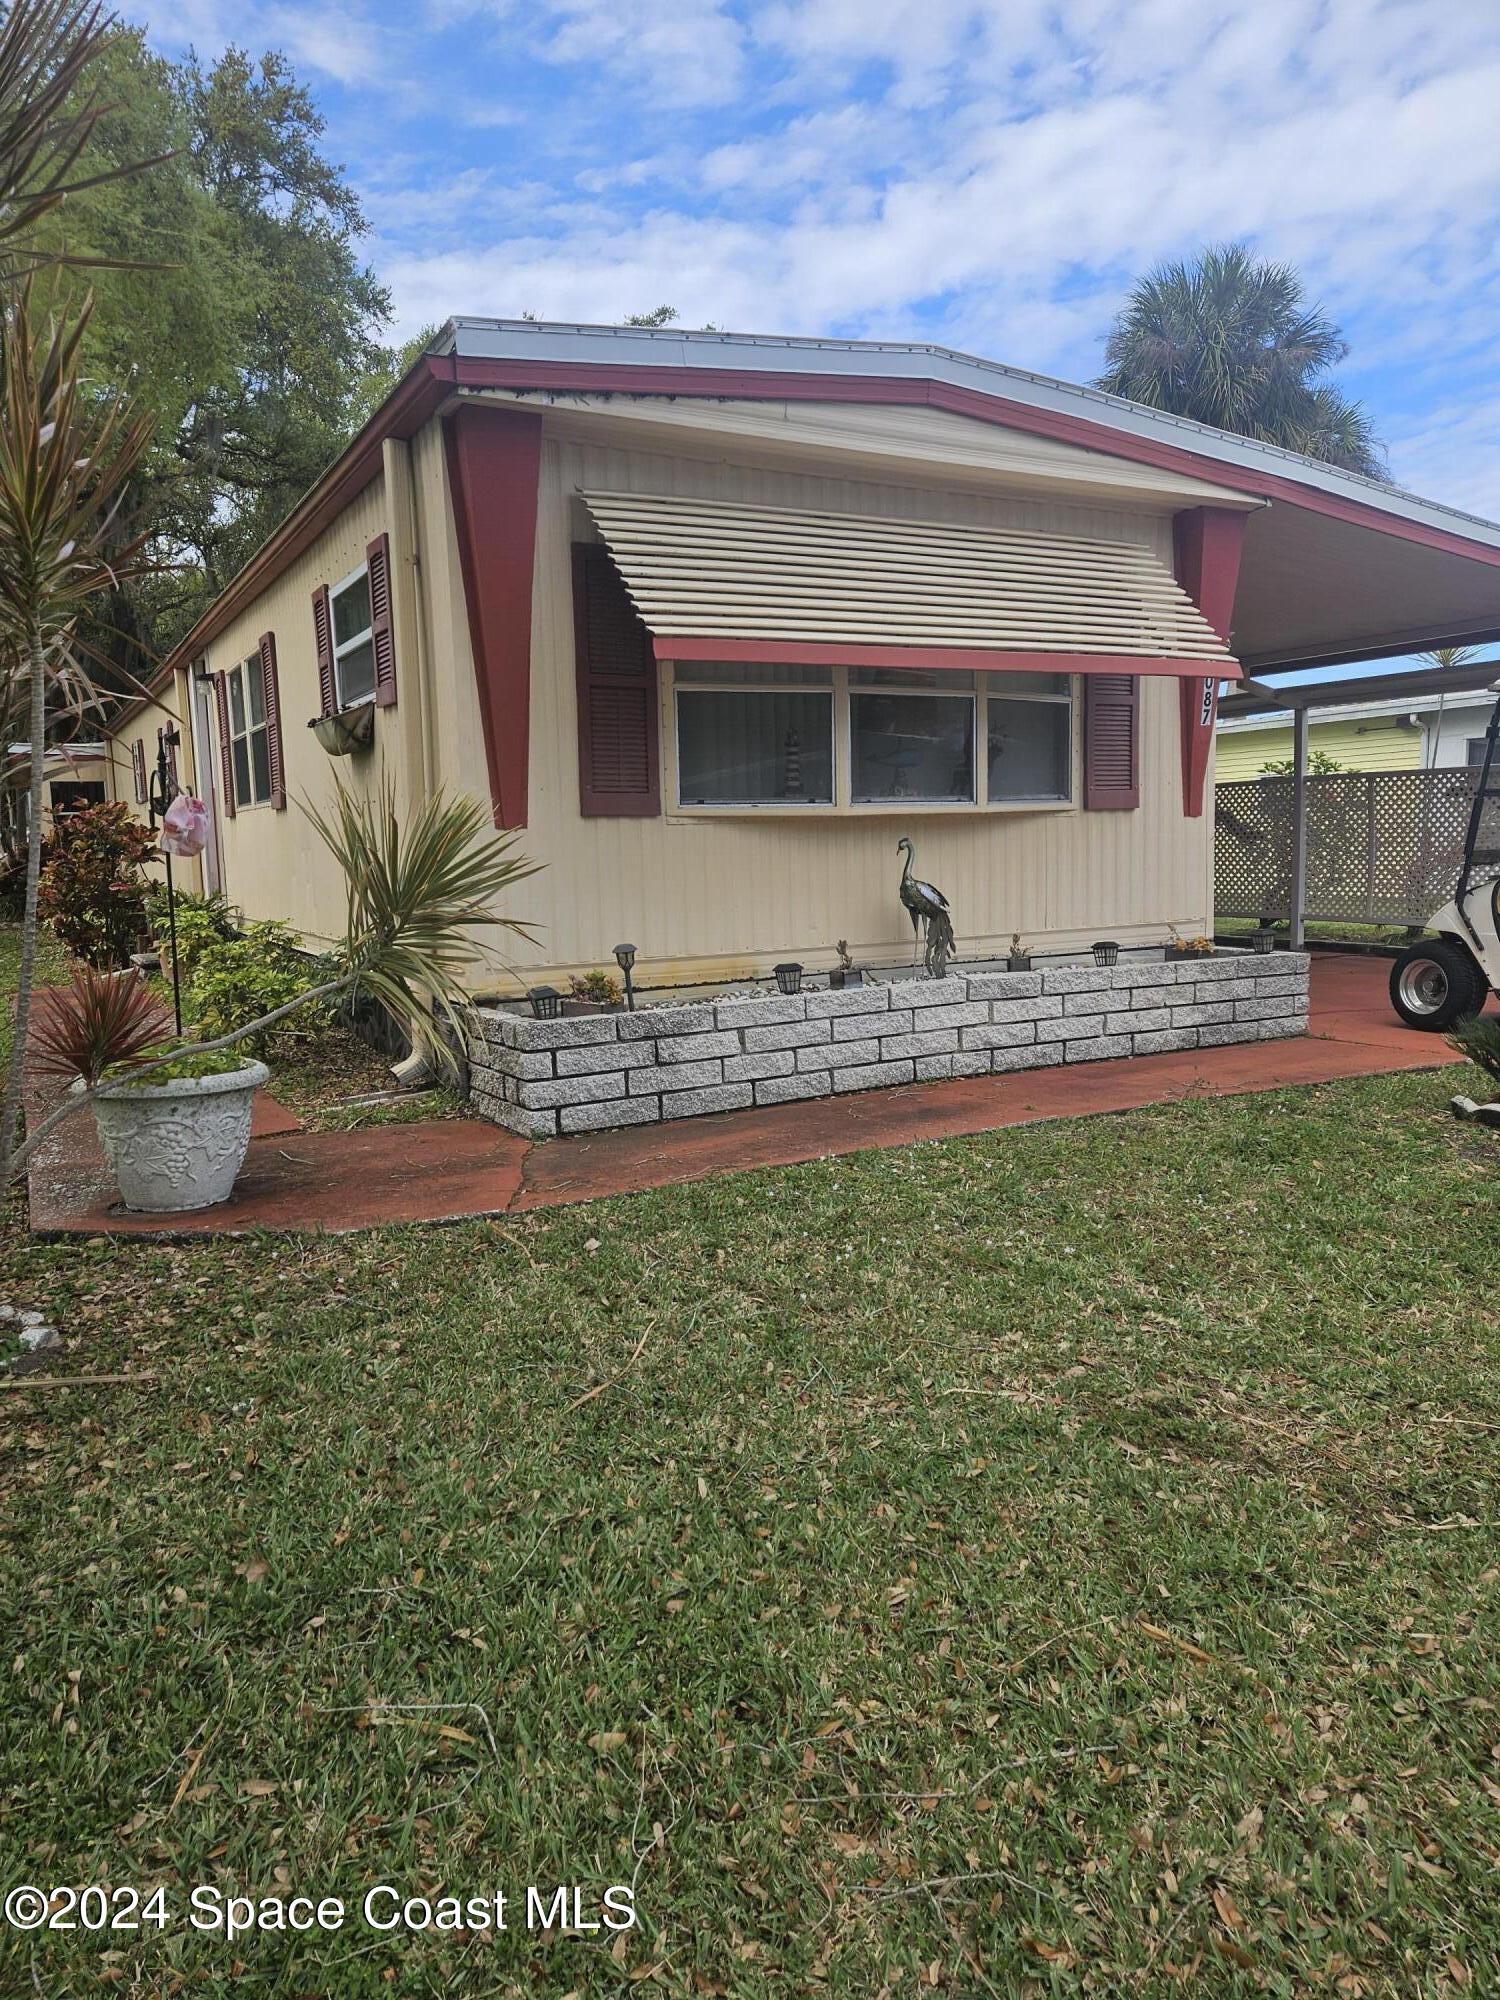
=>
[9,778,540,1183]
[306,774,540,1065]
[0,287,154,1182]
[0,0,151,282]
[1097,243,1385,479]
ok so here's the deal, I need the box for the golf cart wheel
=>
[1388,938,1485,1031]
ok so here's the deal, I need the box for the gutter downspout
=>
[382,436,437,805]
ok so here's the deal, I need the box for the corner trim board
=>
[1172,506,1247,818]
[442,402,544,828]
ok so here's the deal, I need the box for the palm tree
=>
[0,291,154,1183]
[1097,244,1385,479]
[0,0,169,1187]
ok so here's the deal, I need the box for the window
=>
[669,662,1075,812]
[675,663,834,806]
[226,657,273,808]
[851,667,974,804]
[987,672,1072,802]
[1467,736,1491,767]
[331,564,376,707]
[51,779,104,818]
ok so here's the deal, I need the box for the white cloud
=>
[138,0,1500,508]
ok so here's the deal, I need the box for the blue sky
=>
[136,0,1500,686]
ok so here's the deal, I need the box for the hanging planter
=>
[309,705,375,757]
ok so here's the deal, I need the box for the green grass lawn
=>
[0,919,69,1071]
[2,1053,1498,1996]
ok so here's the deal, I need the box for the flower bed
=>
[467,951,1311,1138]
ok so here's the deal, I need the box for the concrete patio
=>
[26,952,1483,1237]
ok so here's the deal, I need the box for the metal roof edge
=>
[447,318,1500,552]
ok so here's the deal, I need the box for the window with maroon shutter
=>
[131,738,147,804]
[212,671,236,819]
[366,533,397,707]
[312,585,336,717]
[572,542,660,817]
[1083,674,1140,810]
[258,630,286,809]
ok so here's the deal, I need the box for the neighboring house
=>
[1216,685,1499,781]
[98,320,1500,997]
[2,740,108,862]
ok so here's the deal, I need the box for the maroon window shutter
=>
[312,585,336,717]
[367,533,397,708]
[258,630,286,810]
[572,543,659,818]
[131,738,146,804]
[212,671,236,819]
[1083,674,1140,810]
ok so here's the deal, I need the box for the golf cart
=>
[1389,680,1500,1031]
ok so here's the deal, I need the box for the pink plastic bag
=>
[160,793,210,858]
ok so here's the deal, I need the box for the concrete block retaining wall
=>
[467,953,1311,1138]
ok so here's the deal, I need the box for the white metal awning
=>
[581,490,1234,671]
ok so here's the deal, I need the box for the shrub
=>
[36,803,155,966]
[569,969,622,1006]
[1448,1015,1500,1091]
[184,921,327,1057]
[144,885,238,985]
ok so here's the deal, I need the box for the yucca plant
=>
[307,775,540,1067]
[9,776,539,1184]
[29,962,169,1086]
[0,287,154,1185]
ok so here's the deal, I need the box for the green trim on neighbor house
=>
[1215,712,1424,782]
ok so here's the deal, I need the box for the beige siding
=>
[440,431,1214,993]
[143,409,1218,989]
[105,672,203,894]
[488,390,1256,509]
[199,476,403,942]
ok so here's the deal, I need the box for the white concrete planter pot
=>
[83,1060,270,1213]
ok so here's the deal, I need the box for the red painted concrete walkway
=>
[27,954,1480,1237]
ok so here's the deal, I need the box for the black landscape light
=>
[773,962,804,995]
[1091,941,1120,969]
[528,985,562,1019]
[612,942,637,1011]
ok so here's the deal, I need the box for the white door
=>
[192,677,223,898]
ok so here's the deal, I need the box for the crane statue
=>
[897,837,956,978]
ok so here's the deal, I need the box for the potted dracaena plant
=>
[19,779,539,1212]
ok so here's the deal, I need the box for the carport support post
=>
[1289,704,1310,951]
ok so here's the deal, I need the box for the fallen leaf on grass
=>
[1023,1938,1077,1968]
[239,1779,278,1798]
[1138,1619,1214,1664]
[1212,1887,1245,1931]
[589,1730,628,1754]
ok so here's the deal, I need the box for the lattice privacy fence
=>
[1215,767,1486,925]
